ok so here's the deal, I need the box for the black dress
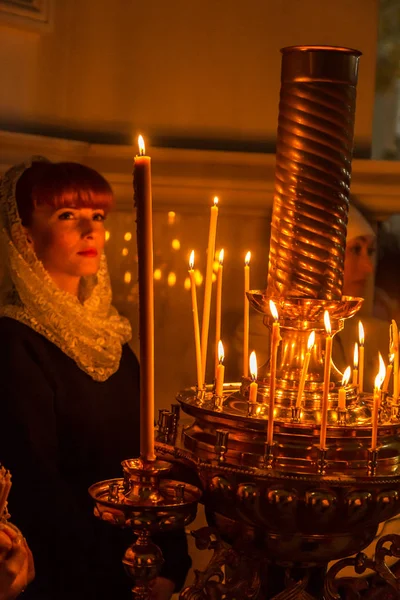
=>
[0,317,191,599]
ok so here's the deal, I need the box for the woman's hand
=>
[0,524,35,600]
[150,576,175,600]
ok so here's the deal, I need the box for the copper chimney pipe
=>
[267,46,361,301]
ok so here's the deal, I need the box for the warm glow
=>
[342,366,351,387]
[307,330,316,351]
[167,272,176,287]
[213,260,219,273]
[138,135,145,155]
[218,340,224,363]
[105,231,110,241]
[374,353,386,390]
[354,343,359,369]
[124,271,131,284]
[245,251,251,266]
[154,268,162,280]
[172,239,181,250]
[219,248,224,264]
[249,351,258,380]
[269,300,279,322]
[212,273,217,283]
[390,353,395,365]
[124,232,132,242]
[189,250,195,270]
[168,211,176,224]
[194,270,203,286]
[122,248,129,257]
[324,310,331,335]
[358,321,365,346]
[213,196,219,206]
[184,277,191,291]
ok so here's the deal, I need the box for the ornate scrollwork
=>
[324,534,400,600]
[180,527,260,600]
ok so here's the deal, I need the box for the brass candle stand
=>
[89,457,201,599]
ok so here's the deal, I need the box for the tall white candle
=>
[243,251,251,377]
[215,340,225,397]
[382,354,394,394]
[391,320,399,400]
[189,251,203,391]
[358,321,365,393]
[201,197,219,383]
[267,300,281,446]
[296,331,315,409]
[134,135,156,462]
[320,311,333,450]
[371,354,386,451]
[214,249,224,376]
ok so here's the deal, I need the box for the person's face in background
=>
[343,235,376,298]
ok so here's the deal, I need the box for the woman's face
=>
[25,204,106,294]
[343,235,376,298]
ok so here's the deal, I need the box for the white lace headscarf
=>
[0,156,132,382]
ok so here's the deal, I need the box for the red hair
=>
[16,161,114,226]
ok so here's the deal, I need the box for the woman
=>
[0,158,190,599]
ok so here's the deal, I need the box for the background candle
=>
[214,249,224,376]
[215,340,225,397]
[338,366,351,411]
[320,311,333,450]
[358,321,365,393]
[371,354,386,451]
[296,330,315,409]
[249,350,258,403]
[243,251,251,377]
[134,135,156,462]
[267,300,281,446]
[352,342,359,387]
[189,251,203,391]
[201,197,219,383]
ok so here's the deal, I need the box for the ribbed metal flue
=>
[267,46,361,300]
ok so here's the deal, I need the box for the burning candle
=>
[134,135,156,462]
[320,310,333,450]
[189,251,203,391]
[352,343,359,387]
[382,353,394,394]
[391,320,399,400]
[215,340,225,397]
[214,249,224,375]
[296,331,315,408]
[338,367,351,411]
[267,300,281,446]
[358,321,365,393]
[249,351,258,403]
[201,197,219,382]
[371,354,386,451]
[243,251,251,377]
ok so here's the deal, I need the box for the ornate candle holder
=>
[89,458,201,599]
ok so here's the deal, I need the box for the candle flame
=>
[324,310,331,335]
[213,196,219,206]
[342,366,351,387]
[245,251,251,266]
[358,321,365,346]
[249,350,257,380]
[374,353,386,390]
[138,135,145,156]
[389,353,395,365]
[219,248,224,265]
[353,343,359,369]
[307,330,316,351]
[269,300,279,322]
[218,340,224,363]
[189,250,195,270]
